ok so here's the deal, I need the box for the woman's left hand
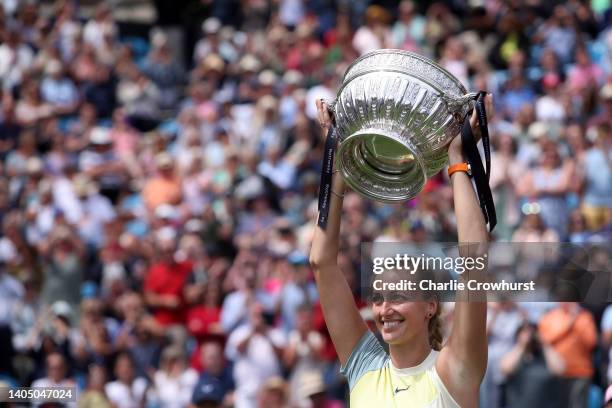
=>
[448,93,494,164]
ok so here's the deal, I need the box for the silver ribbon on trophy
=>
[317,49,496,231]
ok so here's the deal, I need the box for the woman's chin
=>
[381,328,405,344]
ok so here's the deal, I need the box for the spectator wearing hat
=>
[193,54,226,85]
[142,152,183,213]
[256,376,289,408]
[80,127,126,204]
[69,175,116,247]
[515,121,553,169]
[352,5,392,55]
[252,95,282,156]
[40,59,80,116]
[296,370,344,408]
[194,18,222,64]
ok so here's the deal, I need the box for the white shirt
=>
[535,95,565,123]
[83,20,116,48]
[352,26,391,56]
[0,43,34,89]
[226,325,286,408]
[149,369,198,408]
[257,160,296,190]
[105,378,148,408]
[0,272,24,326]
[30,378,77,408]
[52,177,82,225]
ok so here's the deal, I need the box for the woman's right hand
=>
[315,99,333,132]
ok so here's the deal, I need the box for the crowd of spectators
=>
[0,0,611,407]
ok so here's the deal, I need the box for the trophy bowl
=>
[331,49,479,202]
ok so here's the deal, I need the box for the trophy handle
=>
[442,92,480,114]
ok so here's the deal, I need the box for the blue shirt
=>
[41,77,78,106]
[583,148,612,207]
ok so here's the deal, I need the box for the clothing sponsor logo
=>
[394,386,411,394]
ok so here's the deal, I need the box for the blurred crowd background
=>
[0,0,611,407]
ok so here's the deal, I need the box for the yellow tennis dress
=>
[341,331,460,408]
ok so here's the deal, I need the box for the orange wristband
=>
[448,163,471,178]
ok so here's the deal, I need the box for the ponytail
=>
[428,303,443,351]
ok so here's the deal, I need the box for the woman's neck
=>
[389,337,432,369]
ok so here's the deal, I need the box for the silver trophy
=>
[330,49,480,202]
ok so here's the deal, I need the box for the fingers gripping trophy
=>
[310,50,495,408]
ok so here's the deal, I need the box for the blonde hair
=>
[428,301,443,351]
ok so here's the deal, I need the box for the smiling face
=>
[369,269,437,346]
[371,295,435,345]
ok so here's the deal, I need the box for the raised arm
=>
[309,100,368,366]
[437,95,492,407]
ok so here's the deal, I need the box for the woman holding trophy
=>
[309,90,493,408]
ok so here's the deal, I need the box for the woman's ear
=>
[426,301,437,319]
